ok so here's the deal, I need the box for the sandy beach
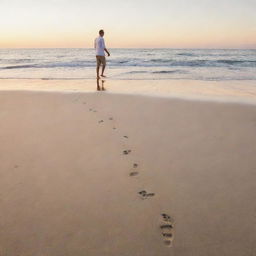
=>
[0,90,256,256]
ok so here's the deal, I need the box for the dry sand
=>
[0,91,255,256]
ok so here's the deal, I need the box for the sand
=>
[0,90,255,256]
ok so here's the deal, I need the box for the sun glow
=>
[0,0,255,48]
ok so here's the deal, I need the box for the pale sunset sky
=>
[0,0,255,48]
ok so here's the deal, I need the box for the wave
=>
[2,58,36,64]
[125,70,187,74]
[118,60,129,64]
[1,58,256,71]
[152,70,187,74]
[170,60,209,67]
[0,61,96,70]
[149,59,256,67]
[217,60,256,65]
[176,53,195,56]
[2,64,38,69]
[126,71,148,74]
[149,59,171,63]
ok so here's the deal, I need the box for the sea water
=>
[0,48,256,81]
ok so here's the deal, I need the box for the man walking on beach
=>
[94,29,110,79]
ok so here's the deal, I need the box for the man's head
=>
[99,29,104,37]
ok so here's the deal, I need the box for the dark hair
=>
[99,29,104,34]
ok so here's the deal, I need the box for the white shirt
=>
[94,36,106,56]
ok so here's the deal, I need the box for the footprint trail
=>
[160,213,174,247]
[85,98,174,249]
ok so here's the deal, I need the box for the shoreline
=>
[0,78,256,105]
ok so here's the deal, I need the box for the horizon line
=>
[1,47,256,50]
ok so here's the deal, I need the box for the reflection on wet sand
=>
[97,78,106,91]
[1,79,256,104]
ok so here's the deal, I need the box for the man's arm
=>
[102,38,110,56]
[104,48,110,57]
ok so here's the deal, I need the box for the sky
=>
[0,0,255,48]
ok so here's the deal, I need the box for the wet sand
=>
[0,90,255,256]
[0,78,256,104]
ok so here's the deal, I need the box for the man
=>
[94,29,110,79]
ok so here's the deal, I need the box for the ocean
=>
[0,48,256,81]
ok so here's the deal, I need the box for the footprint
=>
[138,190,155,199]
[129,171,139,177]
[93,110,97,113]
[113,127,117,130]
[123,150,131,155]
[138,190,147,196]
[129,163,139,176]
[162,213,173,222]
[109,117,114,120]
[162,233,173,238]
[164,240,172,246]
[160,213,174,247]
[160,224,173,229]
[98,120,104,124]
[123,136,129,139]
[89,108,93,112]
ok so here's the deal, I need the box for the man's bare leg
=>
[101,65,106,77]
